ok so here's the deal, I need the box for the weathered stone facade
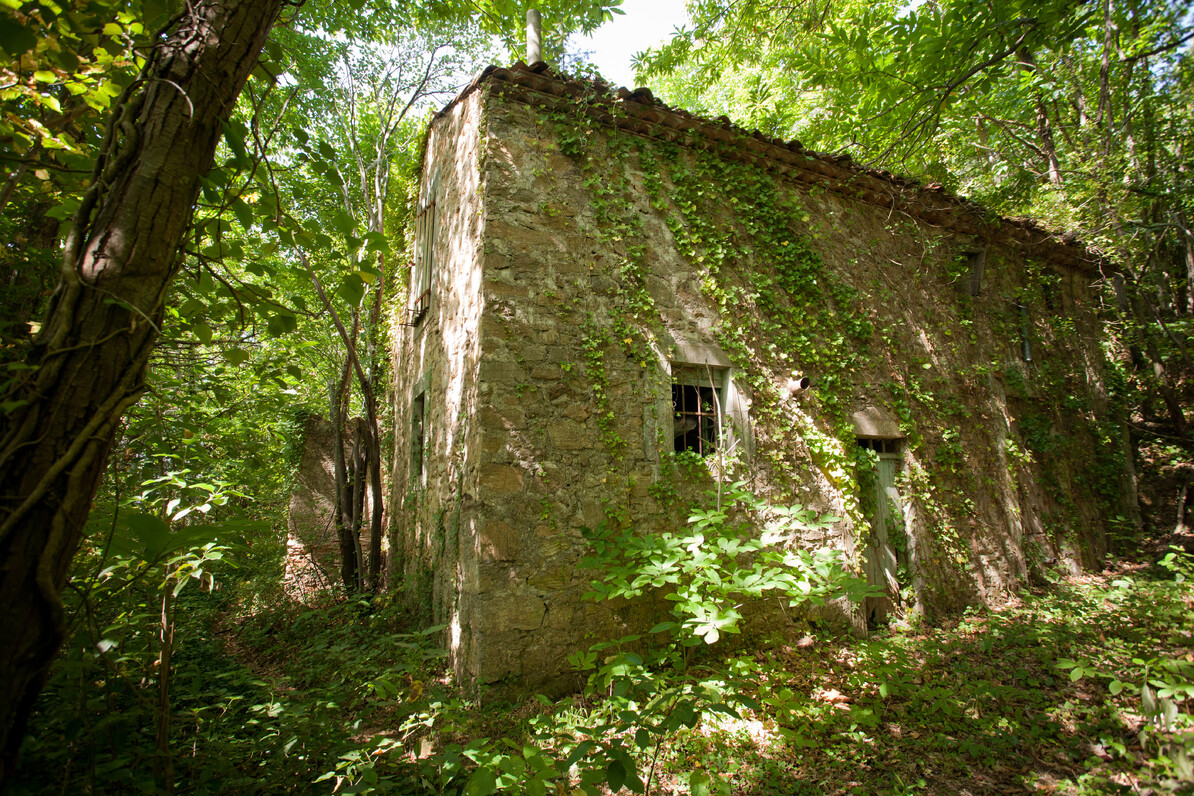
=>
[388,63,1137,692]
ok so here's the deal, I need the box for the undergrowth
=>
[12,536,1194,795]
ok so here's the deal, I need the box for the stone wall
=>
[388,88,488,679]
[390,67,1137,692]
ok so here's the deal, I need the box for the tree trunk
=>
[330,359,359,592]
[0,0,283,781]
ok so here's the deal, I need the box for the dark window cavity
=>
[410,392,426,486]
[672,366,725,456]
[1017,301,1033,362]
[858,437,900,454]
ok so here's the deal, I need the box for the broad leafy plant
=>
[445,483,873,796]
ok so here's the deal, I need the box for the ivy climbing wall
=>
[389,64,1139,693]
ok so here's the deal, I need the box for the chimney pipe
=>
[526,9,542,64]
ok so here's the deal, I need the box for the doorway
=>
[858,437,905,627]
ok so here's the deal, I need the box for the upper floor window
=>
[410,200,435,325]
[962,250,985,297]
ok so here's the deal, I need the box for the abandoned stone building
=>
[386,62,1138,692]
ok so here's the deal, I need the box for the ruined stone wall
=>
[393,76,1135,692]
[286,414,377,597]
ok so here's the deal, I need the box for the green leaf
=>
[266,312,297,337]
[606,759,626,792]
[690,771,712,796]
[463,767,497,796]
[192,321,213,345]
[337,273,366,306]
[115,511,171,560]
[0,18,39,57]
[232,197,254,231]
[362,231,390,254]
[675,700,698,728]
[220,118,247,164]
[224,348,250,367]
[330,209,355,236]
[46,198,80,221]
[201,241,230,260]
[179,298,205,318]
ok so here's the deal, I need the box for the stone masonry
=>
[388,63,1138,693]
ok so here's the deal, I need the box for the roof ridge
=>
[438,62,1107,275]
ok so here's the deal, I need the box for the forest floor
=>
[225,537,1194,796]
[13,529,1194,795]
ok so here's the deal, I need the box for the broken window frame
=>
[409,200,436,326]
[671,365,727,457]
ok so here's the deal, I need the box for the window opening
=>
[858,438,899,454]
[672,366,724,456]
[408,200,436,326]
[963,250,985,297]
[1016,301,1033,362]
[1041,271,1060,313]
[410,392,426,487]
